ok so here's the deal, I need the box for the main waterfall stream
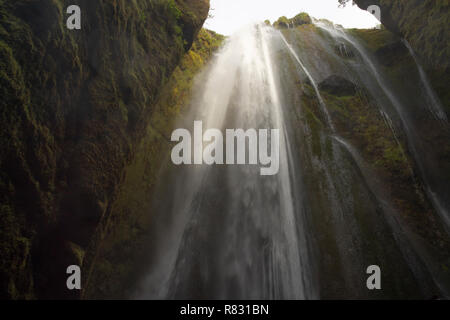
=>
[133,23,450,299]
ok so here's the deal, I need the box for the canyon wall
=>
[353,0,449,113]
[0,0,209,299]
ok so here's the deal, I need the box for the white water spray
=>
[402,39,448,122]
[279,32,336,131]
[135,24,316,299]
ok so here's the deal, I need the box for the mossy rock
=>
[82,28,225,299]
[0,0,210,299]
[273,12,312,29]
[292,12,312,26]
[273,16,290,29]
[353,0,450,72]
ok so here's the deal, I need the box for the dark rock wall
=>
[0,0,209,299]
[83,29,224,299]
[353,0,449,113]
[354,0,448,69]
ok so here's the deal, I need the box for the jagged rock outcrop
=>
[0,0,209,299]
[353,0,449,72]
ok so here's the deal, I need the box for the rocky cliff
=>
[83,28,224,299]
[2,0,448,300]
[0,0,209,299]
[352,0,449,113]
[354,0,449,68]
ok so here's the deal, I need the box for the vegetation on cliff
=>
[82,28,225,299]
[1,0,448,300]
[0,0,209,299]
[279,22,450,296]
[349,0,449,115]
[273,12,312,29]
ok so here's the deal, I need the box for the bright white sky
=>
[206,0,380,35]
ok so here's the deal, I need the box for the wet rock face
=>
[334,43,355,58]
[318,75,359,96]
[0,0,209,299]
[82,29,225,299]
[353,0,449,71]
[351,0,449,116]
[375,41,409,66]
[176,0,211,49]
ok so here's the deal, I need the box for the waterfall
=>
[402,39,448,122]
[279,33,335,131]
[314,21,450,233]
[132,21,450,300]
[134,24,316,300]
[313,22,406,124]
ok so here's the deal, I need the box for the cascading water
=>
[279,34,335,131]
[276,26,448,297]
[133,21,450,300]
[402,39,448,122]
[134,24,316,300]
[314,21,450,233]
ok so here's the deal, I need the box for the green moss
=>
[273,12,312,29]
[349,28,397,52]
[83,29,224,299]
[0,0,210,299]
[301,85,325,158]
[273,16,290,28]
[353,0,449,90]
[292,12,313,26]
[351,28,450,178]
[324,92,410,178]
